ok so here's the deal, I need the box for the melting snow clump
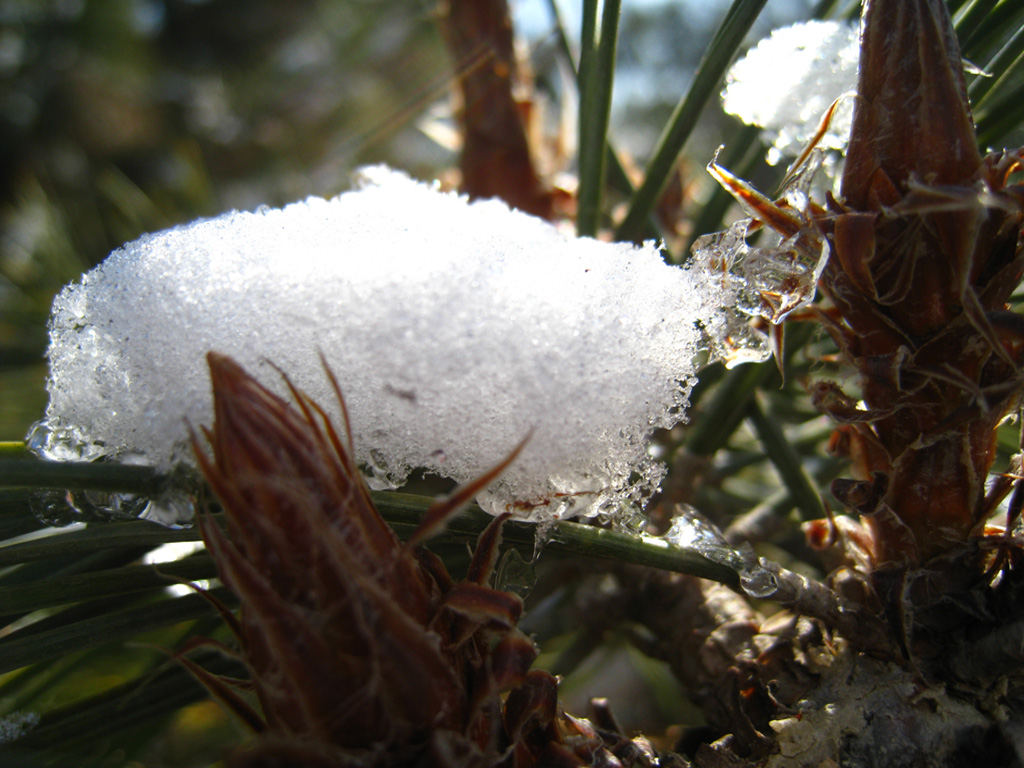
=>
[723,20,858,165]
[36,166,776,524]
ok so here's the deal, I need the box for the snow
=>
[35,166,775,524]
[723,20,858,165]
[0,711,39,744]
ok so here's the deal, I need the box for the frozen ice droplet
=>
[739,562,779,598]
[495,547,536,599]
[616,506,649,536]
[24,420,49,456]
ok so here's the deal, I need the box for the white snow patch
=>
[723,20,858,165]
[36,166,774,524]
[0,711,39,744]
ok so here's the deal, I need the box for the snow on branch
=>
[35,166,795,524]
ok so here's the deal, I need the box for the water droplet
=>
[30,489,83,527]
[27,462,197,527]
[495,547,536,599]
[139,488,196,527]
[24,419,108,462]
[78,490,148,519]
[739,563,779,598]
[664,504,745,570]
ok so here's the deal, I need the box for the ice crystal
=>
[688,149,829,367]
